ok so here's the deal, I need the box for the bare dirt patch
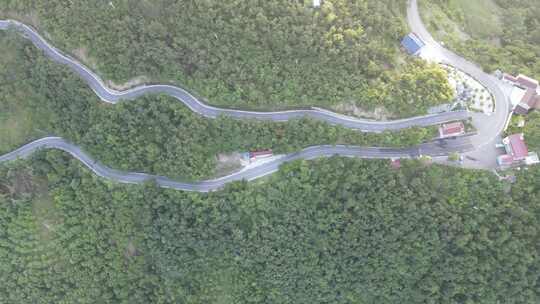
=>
[71,47,99,70]
[214,152,243,177]
[106,75,150,91]
[10,168,34,195]
[71,48,149,90]
[332,102,394,120]
[124,240,139,258]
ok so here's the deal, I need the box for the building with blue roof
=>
[401,33,425,55]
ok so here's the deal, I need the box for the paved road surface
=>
[0,137,474,192]
[0,2,510,191]
[408,0,510,149]
[0,19,468,132]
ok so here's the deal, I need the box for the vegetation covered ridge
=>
[0,153,538,303]
[0,0,454,116]
[419,0,540,79]
[0,31,440,181]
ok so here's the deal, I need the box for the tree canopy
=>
[0,31,438,180]
[0,152,538,303]
[420,0,540,79]
[0,0,453,116]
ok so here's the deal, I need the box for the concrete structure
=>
[313,0,321,8]
[439,121,465,138]
[401,33,425,55]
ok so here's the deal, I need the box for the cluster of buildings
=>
[498,73,539,167]
[503,73,540,115]
[398,32,539,169]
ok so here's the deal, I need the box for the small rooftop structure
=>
[439,121,465,138]
[525,153,540,165]
[390,158,401,169]
[401,33,425,55]
[497,154,515,167]
[313,0,321,8]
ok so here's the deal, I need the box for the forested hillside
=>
[0,153,538,303]
[0,32,436,180]
[0,0,453,115]
[419,0,540,79]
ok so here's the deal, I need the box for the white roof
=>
[525,152,540,165]
[510,86,527,107]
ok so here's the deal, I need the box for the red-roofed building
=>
[514,88,537,115]
[505,134,529,160]
[503,73,518,83]
[505,73,539,115]
[497,134,540,167]
[439,121,465,138]
[249,149,273,161]
[516,74,539,90]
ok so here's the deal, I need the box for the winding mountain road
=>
[0,0,510,191]
[0,137,474,192]
[0,19,468,132]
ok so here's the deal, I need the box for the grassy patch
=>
[419,0,502,42]
[0,96,49,154]
[31,177,60,242]
[0,33,51,154]
[452,0,502,39]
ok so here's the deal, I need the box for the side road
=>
[0,19,468,132]
[0,137,474,192]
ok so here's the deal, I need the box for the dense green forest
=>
[419,0,540,79]
[0,152,538,303]
[0,32,437,180]
[0,0,454,115]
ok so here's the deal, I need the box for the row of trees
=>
[0,151,538,303]
[0,31,437,180]
[0,0,454,116]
